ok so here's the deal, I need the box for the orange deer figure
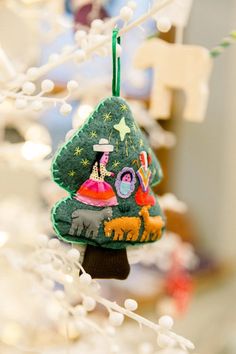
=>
[139,205,164,242]
[104,217,141,241]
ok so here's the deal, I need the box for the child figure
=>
[115,167,136,198]
[75,139,118,206]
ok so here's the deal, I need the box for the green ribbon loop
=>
[112,28,121,97]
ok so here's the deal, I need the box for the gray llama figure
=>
[69,207,113,239]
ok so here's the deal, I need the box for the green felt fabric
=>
[51,96,164,249]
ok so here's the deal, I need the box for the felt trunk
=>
[82,245,130,280]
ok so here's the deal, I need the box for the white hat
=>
[93,138,114,152]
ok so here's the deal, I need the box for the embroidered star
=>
[112,160,120,168]
[120,103,128,112]
[74,147,83,156]
[114,117,131,141]
[81,158,89,167]
[103,112,112,121]
[89,130,97,138]
[68,170,76,177]
[139,139,144,147]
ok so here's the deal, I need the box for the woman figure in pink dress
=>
[75,139,118,206]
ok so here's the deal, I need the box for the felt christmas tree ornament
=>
[51,29,165,279]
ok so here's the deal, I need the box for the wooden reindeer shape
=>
[139,205,164,242]
[134,38,212,122]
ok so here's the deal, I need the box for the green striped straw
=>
[210,30,236,57]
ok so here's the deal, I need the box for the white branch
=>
[6,0,174,89]
[94,294,195,351]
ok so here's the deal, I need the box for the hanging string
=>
[112,28,121,97]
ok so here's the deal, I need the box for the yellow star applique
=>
[81,159,89,167]
[103,112,112,121]
[114,117,131,141]
[74,147,83,156]
[68,170,76,177]
[112,160,120,168]
[89,131,97,138]
[120,103,128,112]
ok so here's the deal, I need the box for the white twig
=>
[93,294,195,351]
[6,0,174,89]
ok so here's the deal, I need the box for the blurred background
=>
[0,0,236,353]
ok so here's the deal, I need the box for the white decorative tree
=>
[0,1,197,353]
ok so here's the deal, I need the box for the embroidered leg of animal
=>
[76,224,84,236]
[113,228,124,241]
[141,230,149,242]
[69,219,78,235]
[126,220,141,241]
[85,224,98,238]
[151,216,164,240]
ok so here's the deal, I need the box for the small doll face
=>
[100,152,109,165]
[121,173,132,183]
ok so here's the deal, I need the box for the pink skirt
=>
[75,179,118,207]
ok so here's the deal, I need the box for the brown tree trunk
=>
[82,245,130,280]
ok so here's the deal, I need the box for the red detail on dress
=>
[75,162,118,207]
[135,186,156,206]
[75,179,118,207]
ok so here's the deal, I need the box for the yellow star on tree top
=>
[68,170,76,177]
[120,103,128,112]
[103,112,112,121]
[114,117,131,141]
[74,147,83,156]
[81,159,90,167]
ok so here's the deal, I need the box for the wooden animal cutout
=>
[104,217,141,242]
[69,207,112,239]
[134,38,213,122]
[139,205,164,242]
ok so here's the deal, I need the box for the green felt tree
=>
[51,96,164,279]
[51,29,165,279]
